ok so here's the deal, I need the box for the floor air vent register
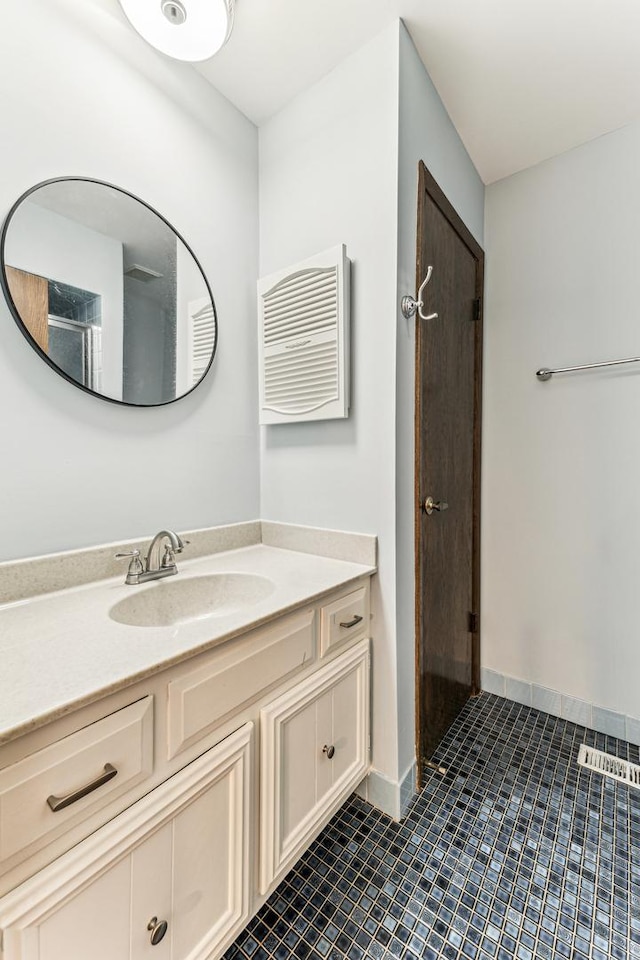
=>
[578,743,640,789]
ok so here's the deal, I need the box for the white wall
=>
[483,120,640,719]
[0,0,259,560]
[396,24,484,780]
[6,202,124,398]
[259,20,485,806]
[259,24,402,793]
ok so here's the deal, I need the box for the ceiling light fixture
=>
[118,0,234,62]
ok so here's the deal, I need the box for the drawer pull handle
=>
[323,744,335,759]
[339,614,363,629]
[147,917,169,946]
[46,763,118,812]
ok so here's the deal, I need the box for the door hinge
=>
[471,298,481,322]
[468,611,479,633]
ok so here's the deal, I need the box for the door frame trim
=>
[413,161,484,788]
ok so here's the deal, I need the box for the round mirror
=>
[0,178,217,406]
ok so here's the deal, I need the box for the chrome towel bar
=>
[536,355,640,381]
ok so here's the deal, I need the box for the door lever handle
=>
[422,496,448,515]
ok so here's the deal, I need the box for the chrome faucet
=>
[116,530,188,585]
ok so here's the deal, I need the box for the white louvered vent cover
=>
[188,296,216,387]
[577,744,640,790]
[258,244,350,424]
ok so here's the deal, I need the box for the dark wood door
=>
[415,163,484,783]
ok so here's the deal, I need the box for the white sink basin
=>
[109,573,275,628]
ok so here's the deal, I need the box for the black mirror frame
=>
[0,176,218,407]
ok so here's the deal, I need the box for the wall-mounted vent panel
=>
[258,245,350,424]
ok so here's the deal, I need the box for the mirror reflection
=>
[1,178,217,406]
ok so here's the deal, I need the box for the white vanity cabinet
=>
[0,576,372,960]
[0,723,252,960]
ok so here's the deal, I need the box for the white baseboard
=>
[356,760,417,820]
[481,668,640,746]
[356,770,400,818]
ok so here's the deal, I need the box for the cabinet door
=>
[172,771,245,959]
[38,857,132,960]
[260,639,370,894]
[130,823,173,959]
[0,723,252,960]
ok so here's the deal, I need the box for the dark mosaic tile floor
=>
[224,693,640,960]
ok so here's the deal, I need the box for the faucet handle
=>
[161,544,176,569]
[115,550,144,584]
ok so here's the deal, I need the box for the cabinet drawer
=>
[167,609,315,758]
[320,584,368,656]
[0,697,153,868]
[260,638,370,894]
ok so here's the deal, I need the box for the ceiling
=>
[197,0,640,184]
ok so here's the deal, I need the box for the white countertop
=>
[0,543,375,745]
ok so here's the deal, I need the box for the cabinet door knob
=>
[147,917,168,946]
[323,744,335,759]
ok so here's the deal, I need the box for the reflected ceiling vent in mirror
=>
[124,263,163,283]
[118,0,234,62]
[257,245,351,425]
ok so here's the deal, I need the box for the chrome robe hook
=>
[401,265,439,321]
